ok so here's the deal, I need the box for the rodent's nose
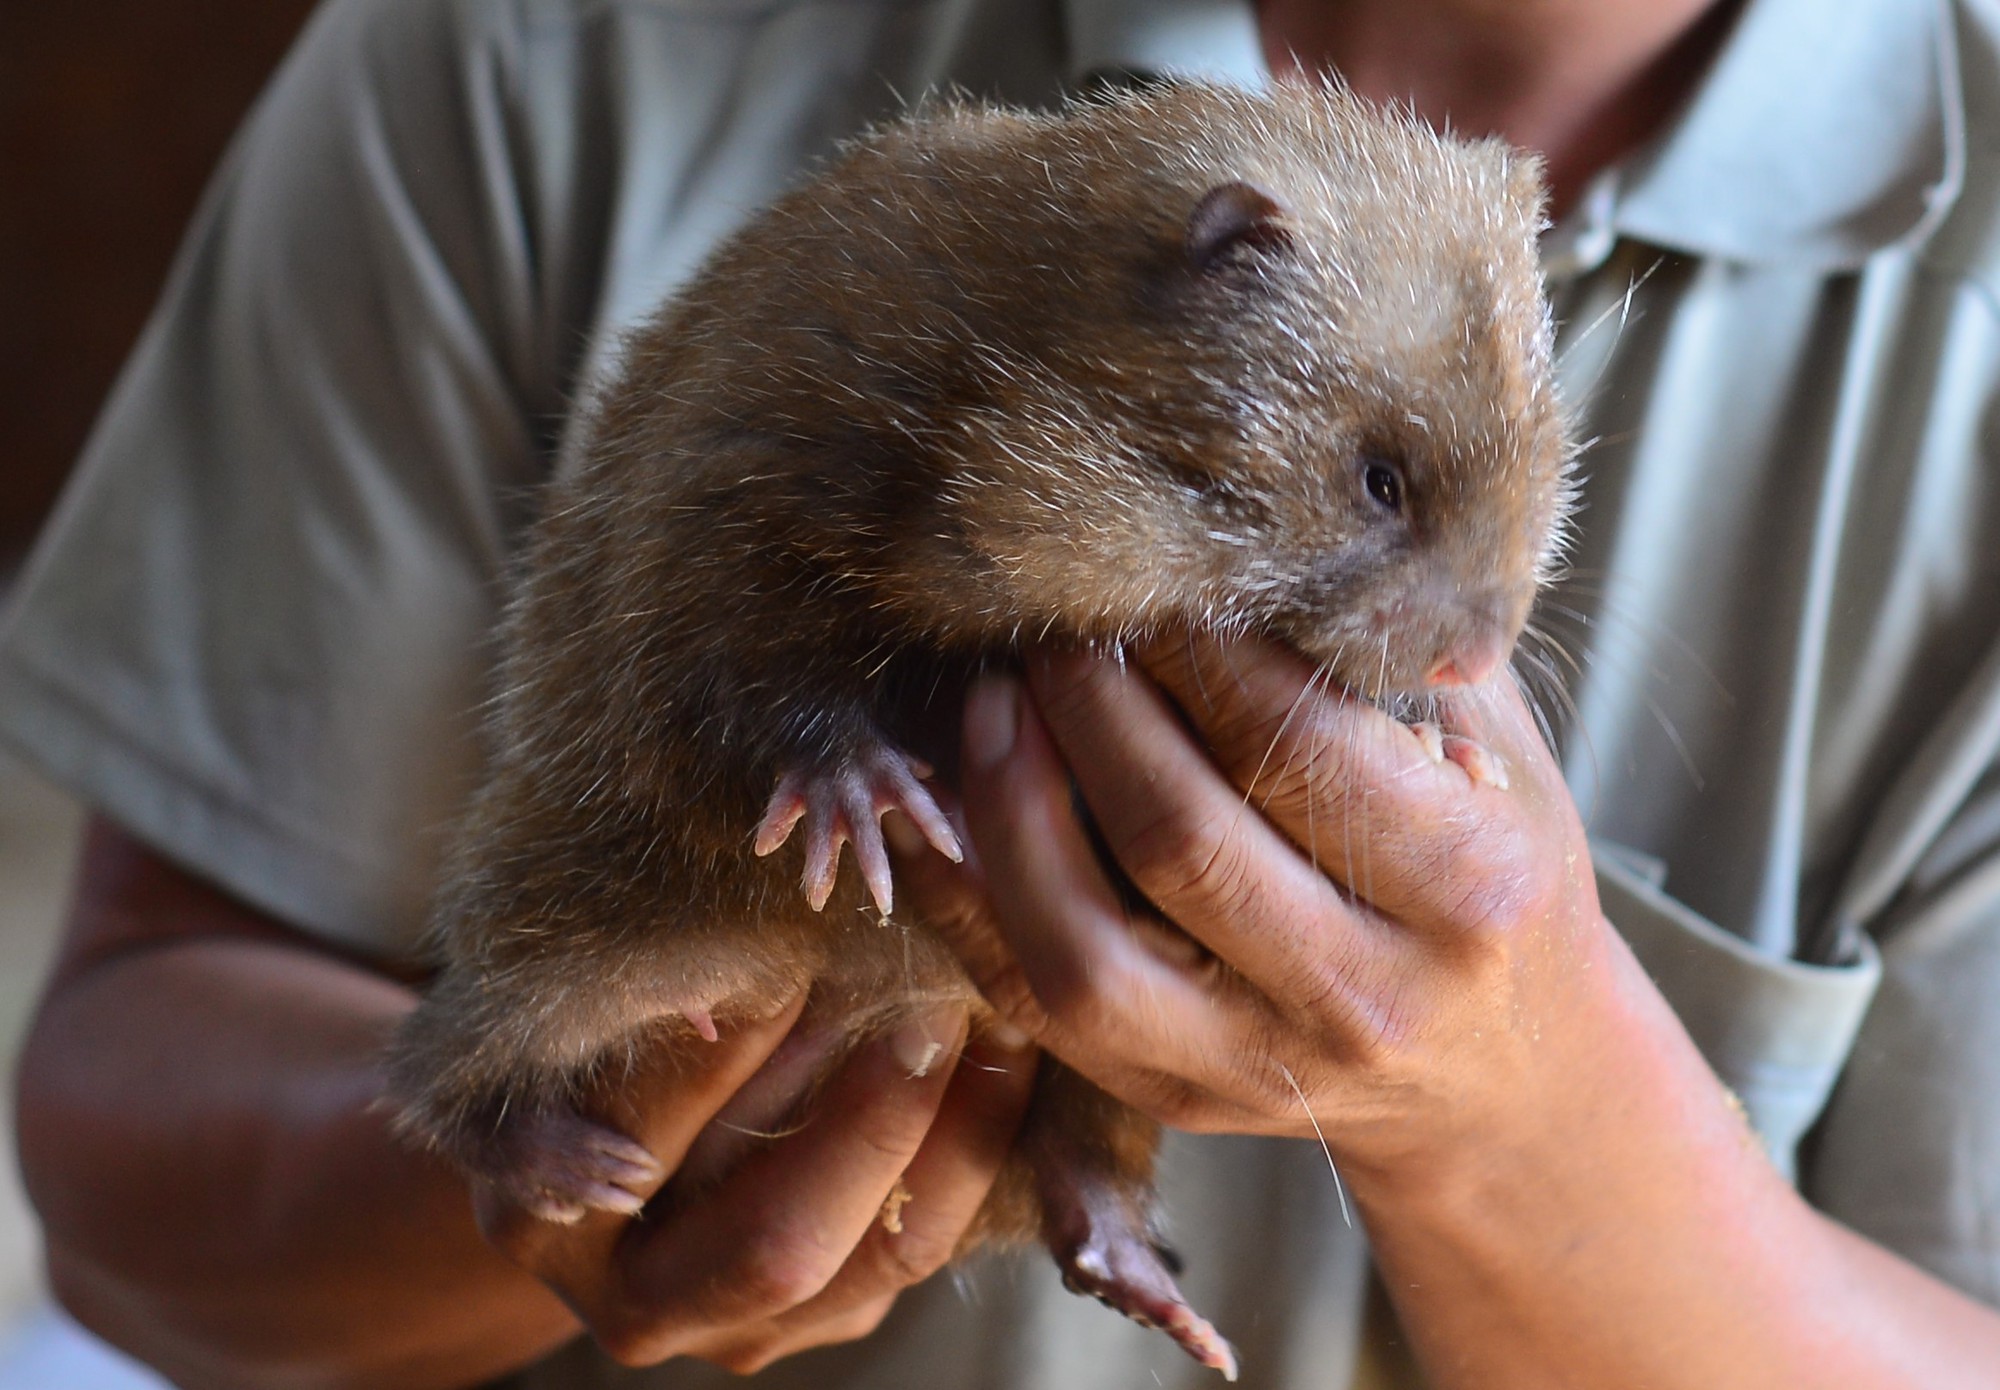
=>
[1426,633,1506,687]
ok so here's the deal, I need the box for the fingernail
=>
[890,1009,962,1077]
[964,677,1020,772]
[882,809,923,857]
[982,1019,1032,1050]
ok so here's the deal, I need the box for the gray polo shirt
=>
[1,0,1995,1385]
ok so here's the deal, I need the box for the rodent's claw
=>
[754,747,961,916]
[802,788,870,913]
[1448,735,1509,789]
[846,800,898,918]
[1409,720,1447,763]
[470,1105,665,1225]
[1408,721,1509,790]
[1046,1178,1239,1379]
[891,770,963,865]
[752,779,809,857]
[756,752,960,912]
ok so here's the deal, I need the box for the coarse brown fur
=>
[385,80,1572,1374]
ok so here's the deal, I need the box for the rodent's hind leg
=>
[753,740,961,914]
[1018,1063,1239,1379]
[386,928,806,1226]
[1045,1170,1236,1380]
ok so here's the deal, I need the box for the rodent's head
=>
[820,84,1574,697]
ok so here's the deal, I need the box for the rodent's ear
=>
[1185,181,1292,271]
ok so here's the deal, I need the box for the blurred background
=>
[1,1,320,1380]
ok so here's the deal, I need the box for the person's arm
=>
[18,818,1035,1390]
[896,636,2000,1389]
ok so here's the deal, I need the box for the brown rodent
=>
[386,79,1571,1378]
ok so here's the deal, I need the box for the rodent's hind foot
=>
[1043,1170,1239,1380]
[753,744,962,914]
[1409,720,1510,790]
[464,1103,665,1224]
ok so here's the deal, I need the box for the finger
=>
[893,788,1296,1136]
[475,993,810,1287]
[957,673,1288,1096]
[672,1028,1036,1372]
[885,802,1045,1044]
[603,1006,973,1361]
[689,1293,899,1376]
[840,1029,1036,1271]
[1427,675,1571,795]
[1018,650,1401,1013]
[1134,633,1535,926]
[751,1029,1039,1339]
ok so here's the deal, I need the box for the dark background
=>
[1,1,322,564]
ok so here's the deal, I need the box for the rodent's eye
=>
[1362,458,1405,513]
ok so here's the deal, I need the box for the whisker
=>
[1301,658,1341,884]
[1182,628,1212,714]
[1243,658,1326,818]
[1514,631,1583,730]
[1553,252,1665,415]
[1520,616,1585,682]
[1537,584,1733,705]
[1509,643,1568,757]
[1553,254,1661,368]
[1277,1061,1350,1229]
[1533,595,1722,786]
[1353,634,1393,906]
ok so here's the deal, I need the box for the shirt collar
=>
[1603,0,1964,271]
[1063,0,1965,274]
[1061,0,1267,90]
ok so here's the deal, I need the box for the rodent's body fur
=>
[387,81,1571,1375]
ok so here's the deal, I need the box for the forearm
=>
[17,933,577,1389]
[1351,928,2000,1390]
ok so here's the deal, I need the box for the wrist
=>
[1341,925,1828,1387]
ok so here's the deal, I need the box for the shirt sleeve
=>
[1592,847,1882,1183]
[1807,754,2000,1305]
[1600,594,2000,1304]
[0,0,566,957]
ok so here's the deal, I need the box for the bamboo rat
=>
[386,80,1573,1378]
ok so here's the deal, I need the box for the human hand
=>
[473,999,1036,1372]
[897,633,1705,1197]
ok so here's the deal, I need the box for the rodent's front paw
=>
[1409,720,1510,789]
[753,744,961,914]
